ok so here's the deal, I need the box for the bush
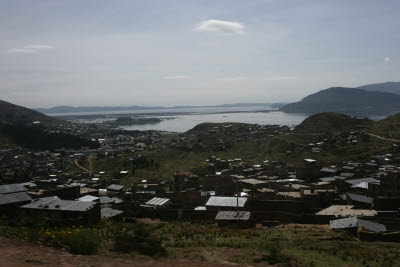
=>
[62,229,101,255]
[113,223,166,258]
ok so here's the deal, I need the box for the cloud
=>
[195,20,245,35]
[217,76,247,82]
[263,76,296,81]
[6,44,55,54]
[384,56,391,63]
[162,75,192,80]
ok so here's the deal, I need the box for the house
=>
[101,207,123,219]
[205,196,248,211]
[345,192,374,208]
[0,192,32,214]
[144,197,171,207]
[0,183,28,194]
[215,211,251,221]
[107,184,124,192]
[316,205,377,217]
[215,211,252,227]
[21,196,101,224]
[330,217,387,233]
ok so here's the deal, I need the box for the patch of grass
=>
[60,228,101,255]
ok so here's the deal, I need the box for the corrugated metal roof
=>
[316,205,377,217]
[107,184,124,191]
[101,207,123,218]
[0,192,32,205]
[78,195,99,202]
[330,217,387,232]
[0,184,28,194]
[206,196,247,207]
[346,192,374,205]
[319,177,336,182]
[320,167,337,173]
[145,197,170,206]
[21,197,96,212]
[346,178,379,185]
[99,196,114,204]
[215,211,251,221]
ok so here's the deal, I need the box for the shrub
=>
[113,223,166,258]
[62,229,101,255]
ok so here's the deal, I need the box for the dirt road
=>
[0,237,231,267]
[74,157,94,173]
[367,133,400,142]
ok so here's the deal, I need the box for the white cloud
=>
[162,75,192,80]
[263,76,296,81]
[195,20,245,35]
[217,76,247,82]
[25,44,55,50]
[6,44,55,54]
[384,56,391,62]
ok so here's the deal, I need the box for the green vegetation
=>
[63,228,101,255]
[1,216,400,266]
[88,113,399,183]
[295,113,373,134]
[371,113,400,139]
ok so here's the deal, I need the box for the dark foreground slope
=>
[0,100,98,149]
[0,100,60,125]
[281,87,400,116]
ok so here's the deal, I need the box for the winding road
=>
[74,157,94,173]
[367,133,400,143]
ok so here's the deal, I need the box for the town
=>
[1,113,400,243]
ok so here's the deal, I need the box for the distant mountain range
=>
[281,82,400,116]
[34,102,287,114]
[357,81,400,95]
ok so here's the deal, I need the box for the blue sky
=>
[0,0,399,108]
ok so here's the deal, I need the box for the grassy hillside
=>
[371,113,400,139]
[88,115,398,185]
[0,100,61,126]
[295,113,373,134]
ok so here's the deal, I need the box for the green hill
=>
[371,113,400,139]
[281,87,400,116]
[0,100,61,126]
[295,113,373,134]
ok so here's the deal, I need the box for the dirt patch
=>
[0,237,231,267]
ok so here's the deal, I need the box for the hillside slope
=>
[370,113,400,139]
[0,100,60,125]
[280,87,400,116]
[358,81,400,95]
[0,100,98,149]
[295,113,373,134]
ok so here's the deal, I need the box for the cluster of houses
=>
[1,121,400,240]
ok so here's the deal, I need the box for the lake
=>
[119,111,309,132]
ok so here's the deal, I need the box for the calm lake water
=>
[119,111,309,132]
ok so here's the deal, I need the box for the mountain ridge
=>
[280,87,400,116]
[34,102,287,114]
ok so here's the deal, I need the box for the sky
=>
[0,0,399,108]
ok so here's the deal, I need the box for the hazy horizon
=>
[1,0,399,108]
